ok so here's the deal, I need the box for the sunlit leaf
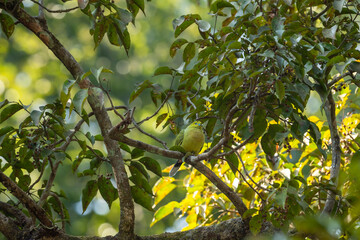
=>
[153,177,176,206]
[156,113,168,128]
[0,103,23,124]
[150,201,180,227]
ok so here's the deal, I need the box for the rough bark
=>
[0,2,135,238]
[322,92,342,214]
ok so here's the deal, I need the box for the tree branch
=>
[327,71,352,87]
[0,212,21,240]
[88,89,135,239]
[0,171,53,227]
[188,160,248,215]
[322,92,342,214]
[0,201,32,229]
[31,0,79,13]
[0,3,136,236]
[38,158,61,207]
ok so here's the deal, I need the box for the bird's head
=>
[189,121,202,129]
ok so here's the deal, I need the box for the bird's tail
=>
[169,159,183,177]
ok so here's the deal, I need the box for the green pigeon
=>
[169,121,205,177]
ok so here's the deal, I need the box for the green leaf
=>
[205,118,217,136]
[183,42,196,64]
[271,15,285,38]
[72,89,88,114]
[133,0,145,14]
[173,14,201,38]
[129,175,152,194]
[150,201,180,227]
[72,157,83,173]
[0,13,15,38]
[196,20,211,32]
[275,187,288,209]
[322,25,338,40]
[156,113,168,128]
[112,18,131,55]
[0,126,14,139]
[154,66,173,76]
[131,186,153,211]
[0,99,9,110]
[243,208,258,219]
[98,176,118,208]
[93,17,109,49]
[62,79,76,95]
[326,55,345,68]
[261,133,276,156]
[249,214,262,235]
[115,7,133,25]
[30,110,43,126]
[0,103,23,124]
[119,142,131,153]
[82,180,98,213]
[107,23,121,46]
[131,148,145,159]
[333,0,345,12]
[130,161,149,179]
[275,80,285,102]
[139,157,162,177]
[225,152,239,174]
[129,80,152,103]
[210,0,235,13]
[153,178,176,206]
[170,39,188,58]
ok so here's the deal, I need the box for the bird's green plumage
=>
[170,121,205,177]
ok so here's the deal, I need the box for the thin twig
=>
[27,159,47,193]
[236,151,268,192]
[132,119,168,149]
[311,4,331,22]
[49,192,66,230]
[38,158,61,207]
[137,93,172,126]
[327,71,352,87]
[104,88,126,121]
[224,152,265,202]
[31,0,79,13]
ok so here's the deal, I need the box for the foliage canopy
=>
[0,0,360,239]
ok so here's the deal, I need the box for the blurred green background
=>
[0,0,212,237]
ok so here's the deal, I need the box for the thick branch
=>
[88,90,135,239]
[109,126,183,159]
[0,3,136,236]
[188,160,248,215]
[137,217,269,240]
[0,201,32,228]
[322,92,341,214]
[0,171,53,227]
[0,212,21,240]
